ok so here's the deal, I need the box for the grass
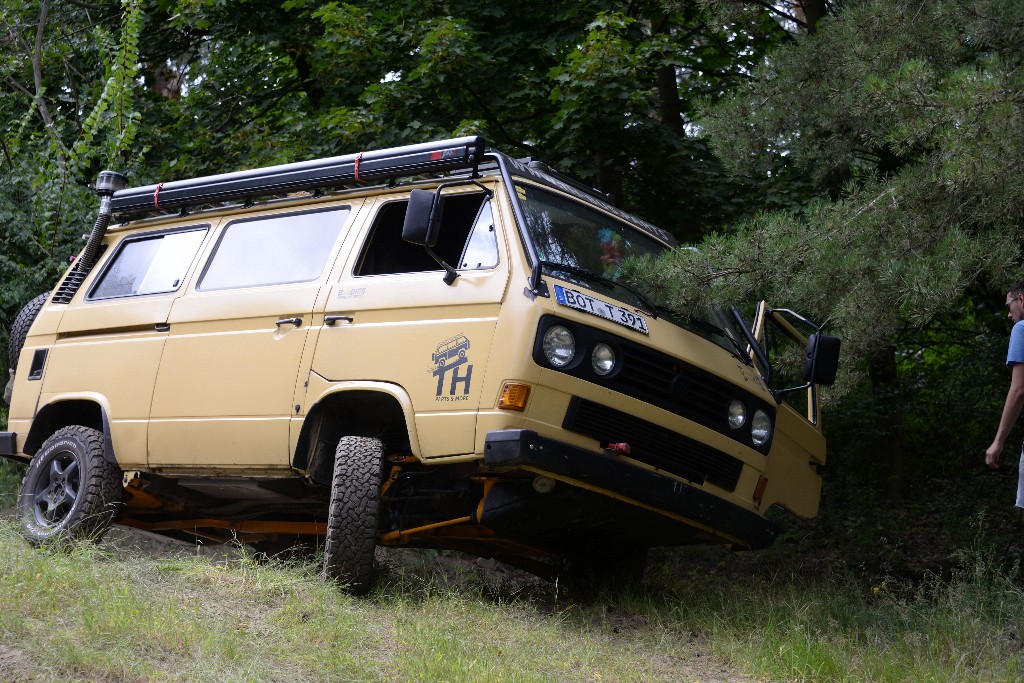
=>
[672,561,1023,682]
[0,440,1022,682]
[0,527,714,682]
[0,519,1021,682]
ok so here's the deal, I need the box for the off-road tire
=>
[8,292,49,373]
[322,436,383,594]
[17,426,123,546]
[5,292,48,406]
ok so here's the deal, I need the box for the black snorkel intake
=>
[51,170,129,304]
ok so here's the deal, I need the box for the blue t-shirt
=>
[1009,321,1024,365]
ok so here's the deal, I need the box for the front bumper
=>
[483,429,776,551]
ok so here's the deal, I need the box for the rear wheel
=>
[322,436,383,594]
[17,426,123,545]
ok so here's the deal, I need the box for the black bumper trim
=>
[483,429,776,549]
[0,432,18,457]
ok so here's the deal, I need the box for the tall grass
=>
[0,459,24,510]
[638,538,1024,683]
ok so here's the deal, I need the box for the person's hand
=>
[985,441,1003,469]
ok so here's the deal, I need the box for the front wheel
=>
[322,436,383,594]
[17,426,123,546]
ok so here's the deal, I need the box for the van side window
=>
[198,207,348,291]
[89,227,208,300]
[459,200,498,270]
[357,192,496,276]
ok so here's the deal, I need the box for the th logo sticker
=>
[432,335,472,399]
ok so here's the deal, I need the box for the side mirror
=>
[402,189,442,247]
[802,333,840,386]
[401,188,458,285]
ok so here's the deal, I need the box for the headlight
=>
[591,343,616,376]
[728,399,746,430]
[542,325,576,368]
[751,409,772,446]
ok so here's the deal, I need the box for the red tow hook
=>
[605,442,631,455]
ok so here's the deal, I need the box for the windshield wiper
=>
[540,260,658,318]
[681,313,748,360]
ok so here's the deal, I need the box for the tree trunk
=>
[648,11,685,135]
[796,0,828,34]
[656,63,685,133]
[594,149,624,206]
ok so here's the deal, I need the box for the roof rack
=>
[109,136,486,216]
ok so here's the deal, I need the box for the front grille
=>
[615,343,740,432]
[564,397,744,492]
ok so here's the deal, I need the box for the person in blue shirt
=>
[986,279,1024,509]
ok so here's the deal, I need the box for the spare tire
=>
[8,292,49,373]
[5,292,49,406]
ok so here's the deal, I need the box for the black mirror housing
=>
[402,189,441,247]
[802,333,840,386]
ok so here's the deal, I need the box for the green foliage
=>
[0,0,149,377]
[71,0,146,177]
[631,0,1024,388]
[108,0,803,237]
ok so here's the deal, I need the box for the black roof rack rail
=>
[109,136,486,216]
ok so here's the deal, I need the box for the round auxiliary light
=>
[751,409,773,447]
[728,399,747,430]
[533,476,556,494]
[591,343,616,376]
[542,325,576,368]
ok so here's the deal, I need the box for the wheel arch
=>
[25,396,117,466]
[294,383,418,486]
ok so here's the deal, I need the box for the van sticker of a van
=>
[432,335,473,398]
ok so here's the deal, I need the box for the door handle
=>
[275,317,302,327]
[324,315,354,326]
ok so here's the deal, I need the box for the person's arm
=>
[986,362,1024,468]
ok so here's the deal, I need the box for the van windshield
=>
[516,183,665,281]
[515,182,746,360]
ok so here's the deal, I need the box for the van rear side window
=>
[89,227,208,300]
[198,207,349,291]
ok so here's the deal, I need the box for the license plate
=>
[553,285,649,334]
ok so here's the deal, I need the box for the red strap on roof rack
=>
[154,182,164,209]
[354,152,365,183]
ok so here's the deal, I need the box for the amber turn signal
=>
[498,382,531,411]
[753,475,768,507]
